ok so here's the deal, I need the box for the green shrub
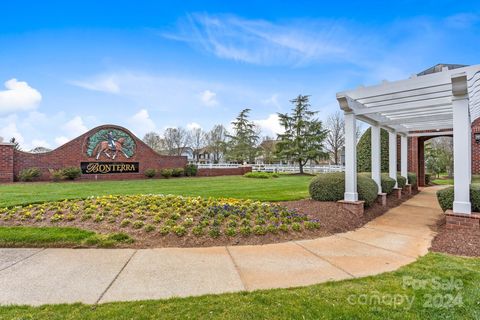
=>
[309,172,378,207]
[436,185,480,212]
[49,169,64,182]
[160,168,173,179]
[380,173,396,194]
[425,173,432,185]
[185,164,198,177]
[408,172,417,186]
[358,172,394,198]
[244,172,279,179]
[132,220,144,229]
[172,168,184,177]
[144,168,156,178]
[396,174,407,189]
[62,167,82,180]
[144,224,155,232]
[357,127,390,172]
[18,167,41,182]
[107,232,133,243]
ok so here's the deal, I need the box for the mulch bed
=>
[280,191,417,236]
[1,191,417,249]
[430,224,480,257]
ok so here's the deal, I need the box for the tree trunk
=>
[299,162,304,174]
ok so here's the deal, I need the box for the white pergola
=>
[337,64,480,214]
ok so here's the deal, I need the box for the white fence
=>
[195,163,345,174]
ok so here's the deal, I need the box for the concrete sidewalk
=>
[0,187,443,306]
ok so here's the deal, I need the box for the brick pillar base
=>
[377,193,387,207]
[403,184,412,196]
[393,188,402,199]
[445,210,480,229]
[337,200,365,217]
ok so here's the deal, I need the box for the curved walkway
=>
[0,186,443,306]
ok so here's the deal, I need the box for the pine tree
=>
[226,109,259,163]
[276,95,328,173]
[9,137,21,151]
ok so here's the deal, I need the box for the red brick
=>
[6,125,188,182]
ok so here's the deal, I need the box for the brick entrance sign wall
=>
[0,125,187,182]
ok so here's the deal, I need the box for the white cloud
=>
[186,122,202,130]
[0,120,24,145]
[61,116,88,137]
[70,75,120,93]
[54,136,69,146]
[262,94,281,109]
[254,114,284,137]
[200,89,218,107]
[163,14,364,66]
[129,109,156,137]
[0,79,42,115]
[445,13,479,29]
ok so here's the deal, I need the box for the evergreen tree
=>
[226,109,259,163]
[9,137,21,151]
[276,95,328,173]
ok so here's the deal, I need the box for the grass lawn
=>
[0,175,312,207]
[1,253,478,319]
[0,226,133,247]
[431,175,480,186]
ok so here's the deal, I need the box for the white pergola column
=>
[400,135,408,184]
[388,131,398,188]
[452,95,471,214]
[344,112,358,201]
[371,125,382,193]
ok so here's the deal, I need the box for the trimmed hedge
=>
[357,127,390,172]
[144,168,156,178]
[396,174,407,189]
[172,168,184,177]
[408,172,417,186]
[436,185,480,212]
[358,172,395,194]
[62,167,82,180]
[381,174,396,194]
[160,168,173,179]
[309,172,378,207]
[185,164,198,177]
[244,172,279,179]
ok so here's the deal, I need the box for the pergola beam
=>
[353,97,452,115]
[381,113,452,125]
[408,131,453,137]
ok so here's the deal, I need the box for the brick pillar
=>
[408,136,419,188]
[418,138,426,187]
[472,118,480,174]
[0,143,14,182]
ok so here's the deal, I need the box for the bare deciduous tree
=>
[142,132,164,153]
[207,124,228,163]
[259,136,277,164]
[325,111,345,165]
[188,128,207,162]
[163,127,191,156]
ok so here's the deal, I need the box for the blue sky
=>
[1,1,479,150]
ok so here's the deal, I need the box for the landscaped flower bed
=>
[0,195,320,243]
